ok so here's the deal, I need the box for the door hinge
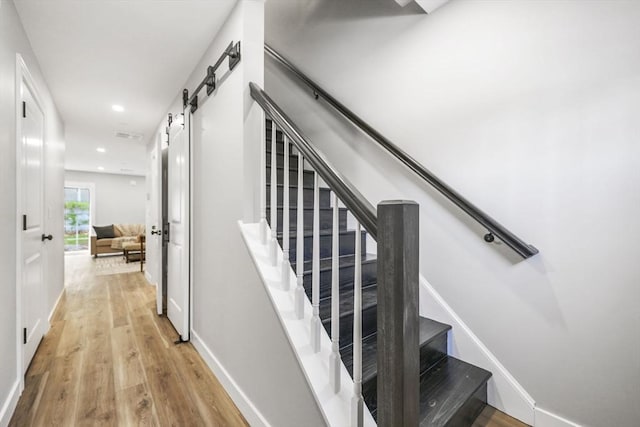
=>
[23,328,27,344]
[22,214,27,231]
[22,101,26,118]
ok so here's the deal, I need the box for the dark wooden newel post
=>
[377,200,419,427]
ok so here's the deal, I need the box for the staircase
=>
[265,119,493,426]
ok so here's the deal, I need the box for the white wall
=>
[265,1,640,426]
[65,170,146,227]
[150,1,326,425]
[0,1,65,424]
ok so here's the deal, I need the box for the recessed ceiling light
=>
[112,104,124,112]
[96,147,106,153]
[97,166,105,171]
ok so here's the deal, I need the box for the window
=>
[64,186,91,252]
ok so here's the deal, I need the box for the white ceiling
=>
[15,0,237,176]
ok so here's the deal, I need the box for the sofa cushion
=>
[93,224,115,239]
[96,238,115,247]
[111,236,138,249]
[122,242,142,251]
[114,224,145,237]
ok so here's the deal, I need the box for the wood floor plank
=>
[9,255,248,427]
[172,342,248,426]
[26,318,66,378]
[130,311,172,368]
[472,405,530,427]
[75,338,116,426]
[107,278,130,328]
[8,372,47,427]
[82,298,111,342]
[115,383,159,426]
[111,326,146,391]
[31,351,83,427]
[145,362,206,426]
[55,316,86,358]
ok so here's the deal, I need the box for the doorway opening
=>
[64,185,92,253]
[63,181,95,254]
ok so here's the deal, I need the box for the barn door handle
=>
[41,234,53,241]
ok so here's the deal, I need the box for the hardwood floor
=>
[10,254,529,427]
[10,254,248,427]
[473,405,531,427]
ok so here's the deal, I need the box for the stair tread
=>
[418,356,492,427]
[266,149,298,155]
[266,206,348,212]
[267,182,329,189]
[319,284,378,321]
[265,148,295,154]
[301,254,378,297]
[277,228,365,239]
[266,165,312,172]
[340,317,452,383]
[302,253,377,274]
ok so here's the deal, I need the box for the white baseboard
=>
[190,329,272,427]
[144,274,162,315]
[0,379,20,427]
[48,288,64,323]
[419,277,536,425]
[535,407,582,427]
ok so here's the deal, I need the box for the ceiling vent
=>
[114,131,144,142]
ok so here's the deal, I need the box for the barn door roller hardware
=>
[183,41,241,114]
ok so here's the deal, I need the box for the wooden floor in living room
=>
[9,255,248,426]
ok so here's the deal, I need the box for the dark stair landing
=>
[265,119,492,426]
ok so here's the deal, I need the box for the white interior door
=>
[167,113,190,341]
[20,78,47,372]
[147,139,163,315]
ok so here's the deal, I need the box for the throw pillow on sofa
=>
[93,224,116,239]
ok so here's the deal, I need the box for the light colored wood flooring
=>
[473,406,530,427]
[10,254,248,427]
[11,255,528,426]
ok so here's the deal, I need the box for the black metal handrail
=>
[265,44,538,259]
[250,82,378,239]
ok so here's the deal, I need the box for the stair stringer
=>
[239,221,377,427]
[418,276,537,425]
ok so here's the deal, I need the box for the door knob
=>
[151,230,162,236]
[41,234,53,241]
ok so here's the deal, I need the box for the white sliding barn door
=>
[19,71,47,372]
[167,113,190,341]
